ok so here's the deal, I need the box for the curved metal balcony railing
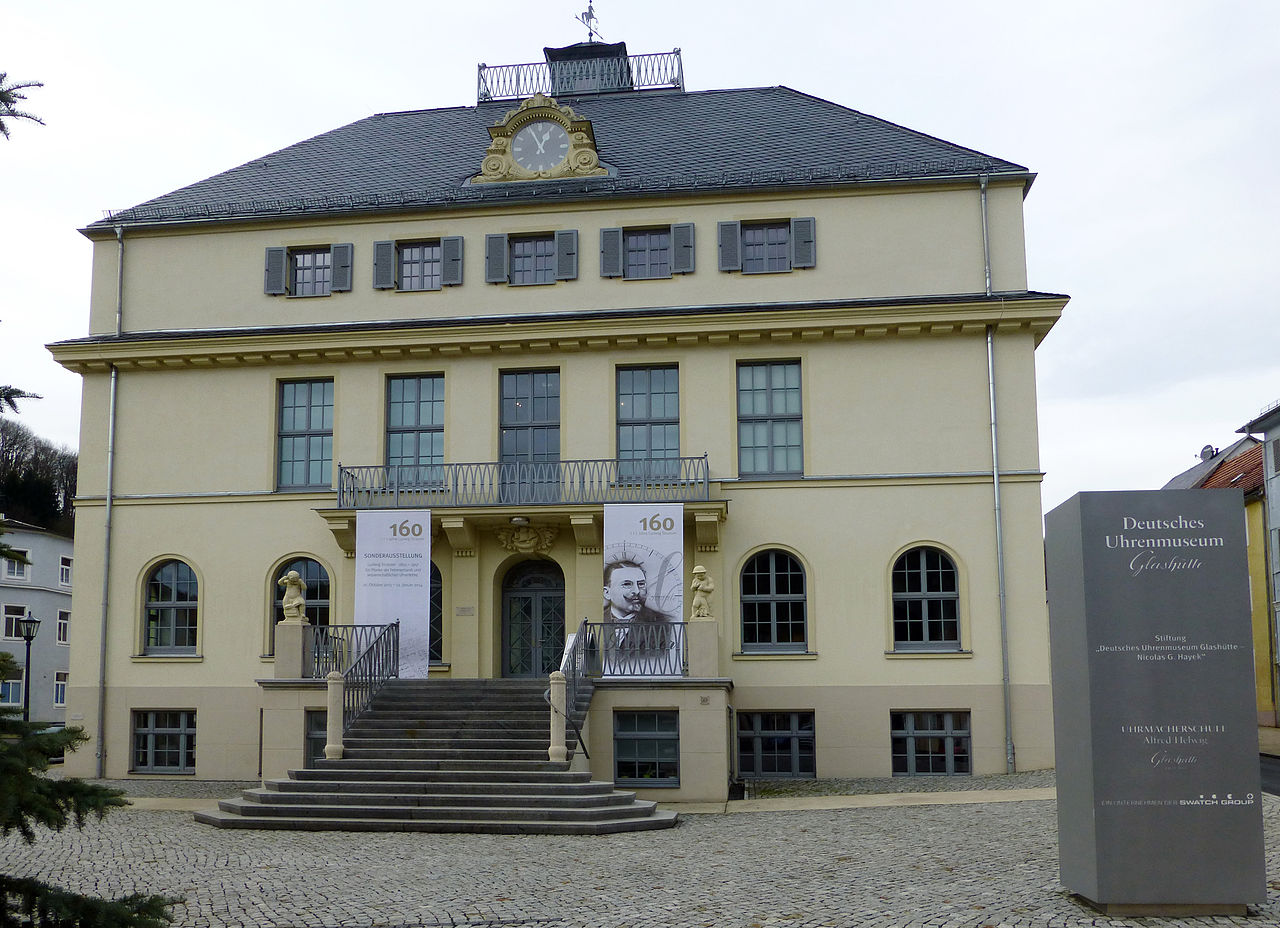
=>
[477,50,683,102]
[337,456,709,509]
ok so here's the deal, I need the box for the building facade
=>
[52,45,1065,799]
[1,516,73,726]
[1241,404,1280,724]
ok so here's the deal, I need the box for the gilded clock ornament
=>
[473,94,607,184]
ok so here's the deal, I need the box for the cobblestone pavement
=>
[744,770,1057,798]
[4,785,1279,928]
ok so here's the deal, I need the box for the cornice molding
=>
[49,294,1066,373]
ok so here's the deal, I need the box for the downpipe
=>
[95,227,124,777]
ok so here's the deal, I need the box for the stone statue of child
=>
[690,565,715,619]
[278,569,307,623]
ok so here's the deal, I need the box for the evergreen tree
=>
[0,653,175,927]
[0,74,44,140]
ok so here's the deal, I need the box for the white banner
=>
[355,510,432,678]
[602,504,684,675]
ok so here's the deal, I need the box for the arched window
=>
[143,559,198,654]
[740,550,806,652]
[430,562,443,663]
[270,558,330,655]
[892,546,960,650]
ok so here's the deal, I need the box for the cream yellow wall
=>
[83,181,1030,336]
[69,328,1044,499]
[1246,499,1276,724]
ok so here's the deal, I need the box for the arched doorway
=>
[502,560,565,677]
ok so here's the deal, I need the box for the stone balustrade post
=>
[548,670,567,763]
[324,671,344,760]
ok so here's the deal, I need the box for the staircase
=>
[195,678,678,834]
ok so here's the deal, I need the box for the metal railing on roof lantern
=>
[477,49,683,102]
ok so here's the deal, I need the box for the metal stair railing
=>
[306,622,400,729]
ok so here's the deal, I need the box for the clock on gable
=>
[473,94,607,183]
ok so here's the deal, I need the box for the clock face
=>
[511,120,571,173]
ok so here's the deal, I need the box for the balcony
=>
[337,457,710,510]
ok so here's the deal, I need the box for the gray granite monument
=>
[1045,489,1265,915]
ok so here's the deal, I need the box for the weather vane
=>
[576,2,605,42]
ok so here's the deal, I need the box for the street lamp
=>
[18,611,40,723]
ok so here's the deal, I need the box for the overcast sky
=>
[3,0,1278,513]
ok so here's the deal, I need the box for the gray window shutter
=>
[790,217,816,268]
[441,236,464,286]
[372,241,397,290]
[485,234,508,283]
[600,228,623,278]
[555,229,579,280]
[264,247,287,295]
[331,243,354,292]
[718,221,741,271]
[671,222,695,274]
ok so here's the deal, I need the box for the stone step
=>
[268,779,610,797]
[198,677,672,835]
[288,766,594,785]
[261,779,620,798]
[194,808,678,835]
[339,747,553,762]
[218,797,654,822]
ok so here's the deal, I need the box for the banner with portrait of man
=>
[602,503,684,676]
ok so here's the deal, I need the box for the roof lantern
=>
[476,44,683,103]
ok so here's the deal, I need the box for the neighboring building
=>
[0,515,73,726]
[1200,445,1273,724]
[1241,403,1280,724]
[50,43,1066,798]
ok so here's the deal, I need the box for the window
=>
[56,610,70,645]
[718,218,815,273]
[430,562,443,663]
[500,370,560,503]
[737,361,802,476]
[485,231,578,285]
[263,245,353,296]
[132,710,196,773]
[271,558,331,653]
[143,560,198,654]
[59,556,72,586]
[891,711,971,776]
[372,237,463,291]
[0,671,22,706]
[600,224,695,279]
[892,547,960,650]
[3,604,25,639]
[4,550,30,581]
[53,671,68,707]
[738,711,815,778]
[278,379,334,490]
[740,550,807,652]
[305,709,327,767]
[387,375,444,485]
[617,366,679,479]
[614,710,679,786]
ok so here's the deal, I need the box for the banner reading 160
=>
[389,519,425,537]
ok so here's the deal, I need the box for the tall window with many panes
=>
[740,549,807,652]
[500,370,560,503]
[143,559,198,654]
[278,379,333,490]
[737,361,802,476]
[617,366,679,480]
[387,375,444,485]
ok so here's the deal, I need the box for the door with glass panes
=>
[502,561,566,677]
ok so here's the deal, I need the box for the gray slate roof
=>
[90,86,1030,230]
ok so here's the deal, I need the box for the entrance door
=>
[502,561,566,677]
